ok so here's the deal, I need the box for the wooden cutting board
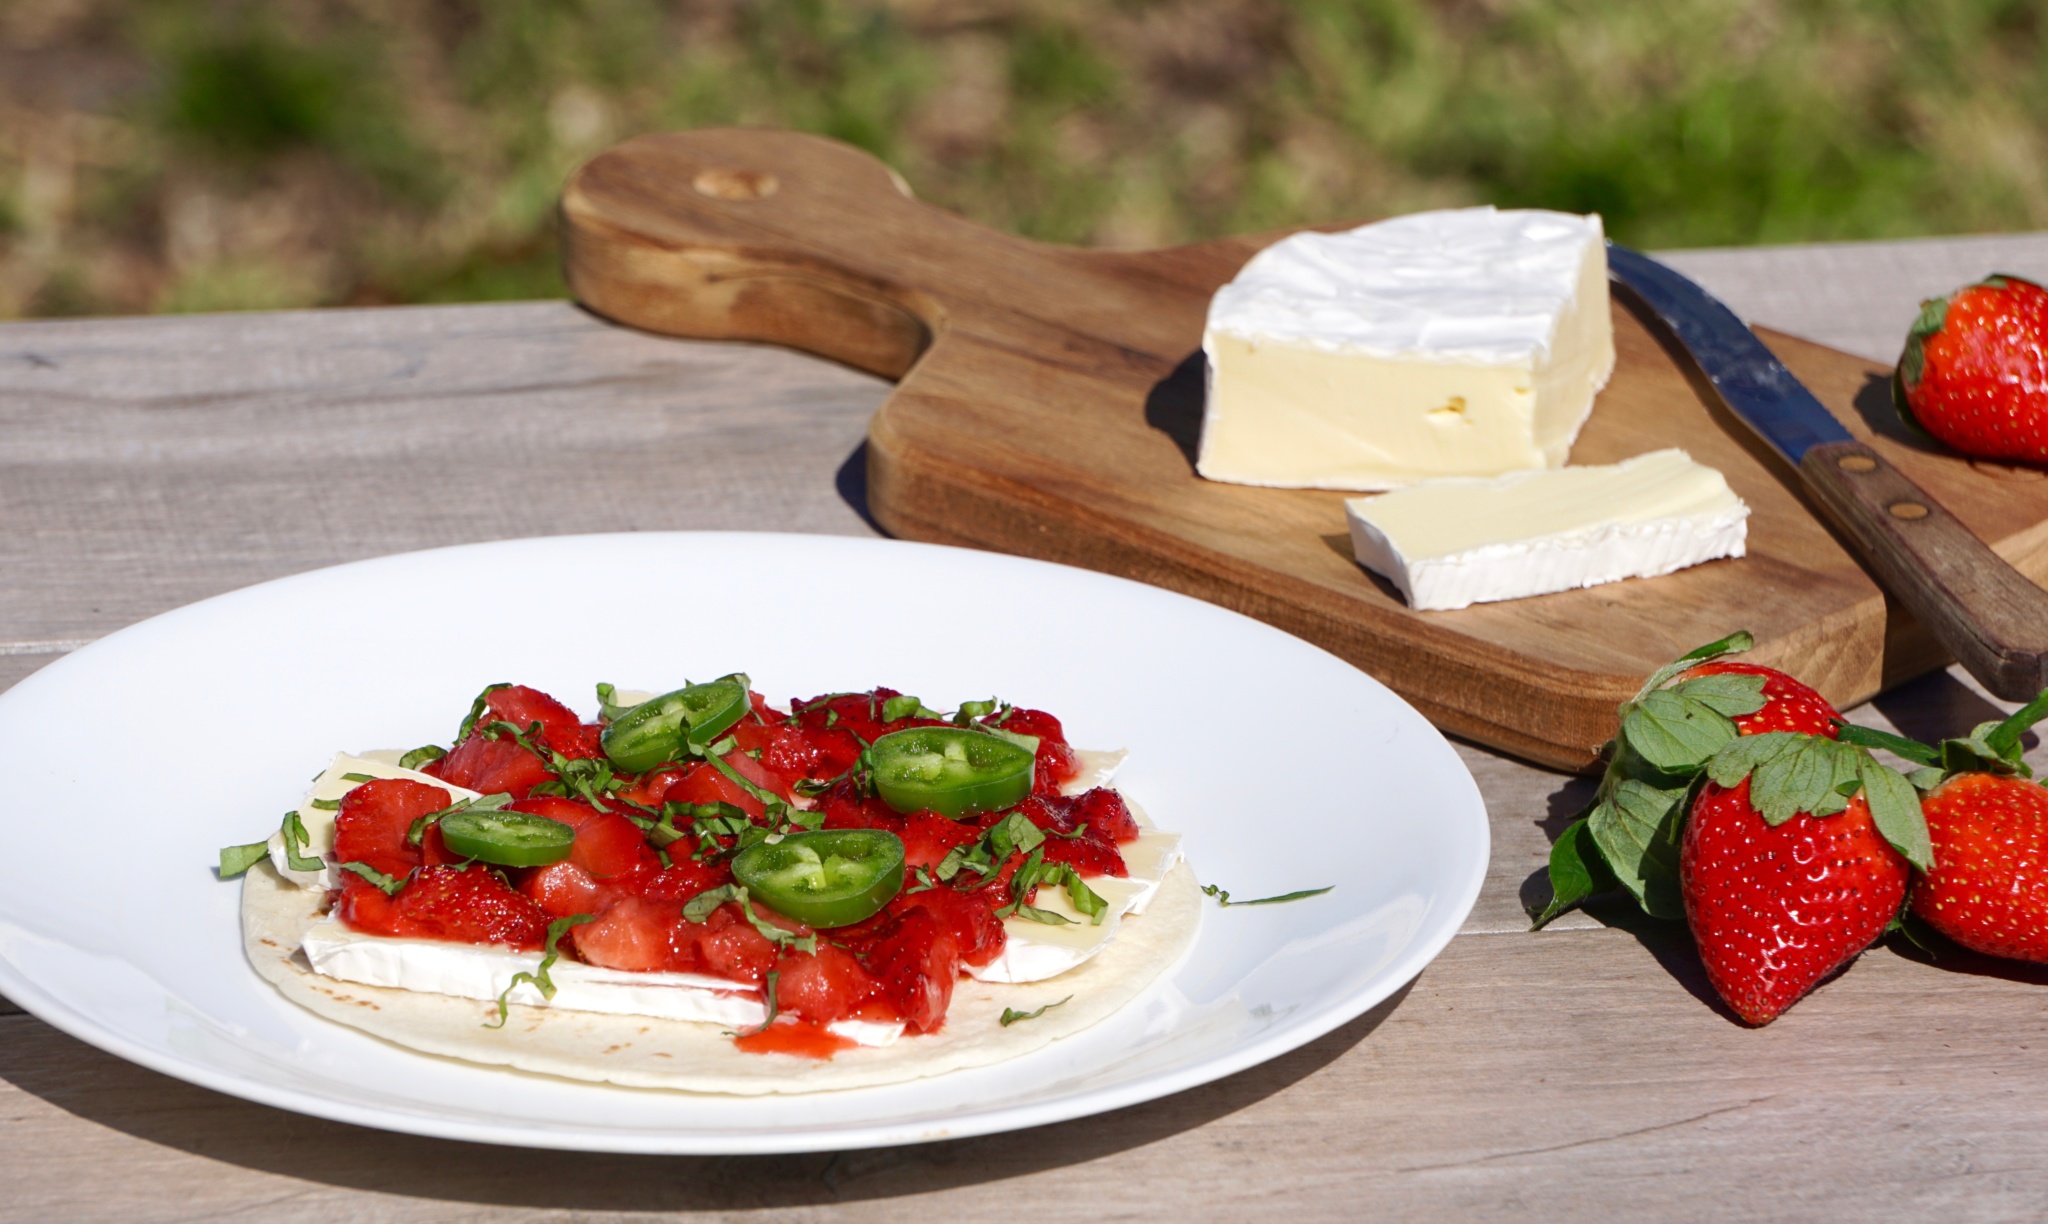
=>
[560,129,2048,771]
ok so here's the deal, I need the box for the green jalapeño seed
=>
[437,810,576,867]
[731,829,906,928]
[869,726,1035,819]
[600,676,751,773]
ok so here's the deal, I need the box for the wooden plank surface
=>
[561,130,2048,770]
[3,236,2048,1221]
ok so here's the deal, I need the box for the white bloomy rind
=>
[1344,447,1748,611]
[299,920,904,1047]
[1199,207,1616,491]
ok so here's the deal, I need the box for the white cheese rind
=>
[1344,448,1749,610]
[299,919,903,1046]
[1198,207,1615,491]
[268,753,479,890]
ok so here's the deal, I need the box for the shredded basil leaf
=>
[279,811,324,873]
[1000,995,1072,1027]
[398,745,447,771]
[486,913,593,1028]
[339,772,376,784]
[682,884,816,953]
[308,798,341,811]
[1201,883,1334,908]
[730,969,780,1038]
[217,840,270,878]
[457,683,512,742]
[337,860,403,895]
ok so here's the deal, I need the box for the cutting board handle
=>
[561,129,1020,378]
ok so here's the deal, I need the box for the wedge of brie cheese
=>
[1344,448,1748,610]
[1199,207,1616,491]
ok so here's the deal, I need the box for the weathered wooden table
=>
[5,232,2048,1222]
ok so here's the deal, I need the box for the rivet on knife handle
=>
[1801,441,2048,699]
[1608,244,2048,701]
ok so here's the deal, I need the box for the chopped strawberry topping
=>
[1016,793,1129,877]
[1000,707,1081,795]
[1066,786,1141,843]
[568,895,676,971]
[773,942,880,1025]
[520,860,606,919]
[625,859,732,901]
[862,909,961,1033]
[337,865,551,949]
[509,795,660,880]
[483,685,600,759]
[898,811,980,870]
[664,760,767,819]
[426,735,554,798]
[331,778,451,879]
[893,884,1007,967]
[818,777,903,830]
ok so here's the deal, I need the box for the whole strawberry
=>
[1683,777,1909,1024]
[1895,273,2048,464]
[1904,693,2048,963]
[1539,631,1853,926]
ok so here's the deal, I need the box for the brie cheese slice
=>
[299,918,903,1046]
[1199,206,1615,490]
[269,753,479,890]
[965,822,1185,985]
[1344,447,1748,610]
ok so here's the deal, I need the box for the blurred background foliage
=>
[0,0,2043,318]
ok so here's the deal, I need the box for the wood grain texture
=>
[0,302,888,645]
[562,129,2048,771]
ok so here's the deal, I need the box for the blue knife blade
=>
[1606,243,1854,466]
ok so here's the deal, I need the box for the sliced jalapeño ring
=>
[437,809,576,867]
[868,726,1035,819]
[600,675,751,773]
[730,829,906,928]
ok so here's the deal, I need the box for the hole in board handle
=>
[693,168,779,201]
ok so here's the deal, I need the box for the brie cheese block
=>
[1344,448,1748,610]
[1199,207,1616,490]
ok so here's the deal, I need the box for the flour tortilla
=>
[241,860,1202,1094]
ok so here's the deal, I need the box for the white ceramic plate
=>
[0,533,1487,1153]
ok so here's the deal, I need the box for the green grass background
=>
[0,0,2042,317]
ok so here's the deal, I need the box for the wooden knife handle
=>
[1802,440,2048,700]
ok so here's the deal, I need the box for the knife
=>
[1608,243,2048,702]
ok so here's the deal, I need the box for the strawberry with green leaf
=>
[1894,273,2048,464]
[1536,631,1933,1024]
[1538,631,1825,925]
[1683,730,1929,1024]
[1893,692,2048,963]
